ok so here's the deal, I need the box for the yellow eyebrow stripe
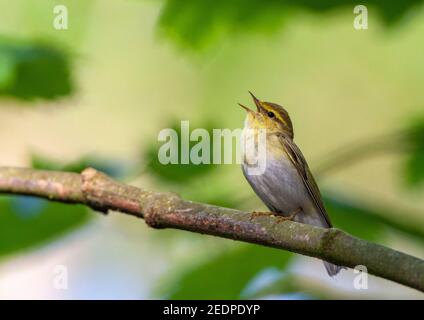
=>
[275,113,287,127]
[263,104,287,127]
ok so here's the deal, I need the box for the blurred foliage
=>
[0,196,89,258]
[0,154,131,259]
[164,244,293,299]
[31,154,128,179]
[325,194,424,243]
[404,116,424,188]
[0,38,72,101]
[183,178,247,209]
[158,0,424,50]
[0,0,422,299]
[239,268,299,299]
[145,121,218,183]
[325,195,385,241]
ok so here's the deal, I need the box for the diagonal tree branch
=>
[0,166,423,292]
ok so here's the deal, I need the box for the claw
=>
[249,208,301,223]
[275,208,301,223]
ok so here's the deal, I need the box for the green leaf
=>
[405,149,424,187]
[0,196,90,258]
[185,186,243,209]
[0,39,73,101]
[31,153,64,171]
[0,51,16,88]
[164,244,293,299]
[158,0,287,51]
[158,0,419,51]
[404,116,424,188]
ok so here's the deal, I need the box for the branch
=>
[0,166,423,292]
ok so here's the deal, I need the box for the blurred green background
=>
[0,0,423,299]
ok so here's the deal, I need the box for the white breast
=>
[241,127,310,216]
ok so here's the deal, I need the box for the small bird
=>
[239,92,342,276]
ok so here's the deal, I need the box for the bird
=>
[239,91,342,276]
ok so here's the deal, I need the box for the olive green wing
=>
[278,134,332,227]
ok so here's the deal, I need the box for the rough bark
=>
[0,166,423,292]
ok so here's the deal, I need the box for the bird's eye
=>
[267,111,275,118]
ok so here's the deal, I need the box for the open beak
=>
[249,91,262,112]
[238,91,263,113]
[238,103,253,113]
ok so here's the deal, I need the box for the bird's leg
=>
[275,207,302,223]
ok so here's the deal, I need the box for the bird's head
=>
[239,92,293,139]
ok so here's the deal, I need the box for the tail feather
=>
[324,261,343,277]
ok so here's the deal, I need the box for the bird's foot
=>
[249,211,277,221]
[249,208,301,222]
[275,208,302,223]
